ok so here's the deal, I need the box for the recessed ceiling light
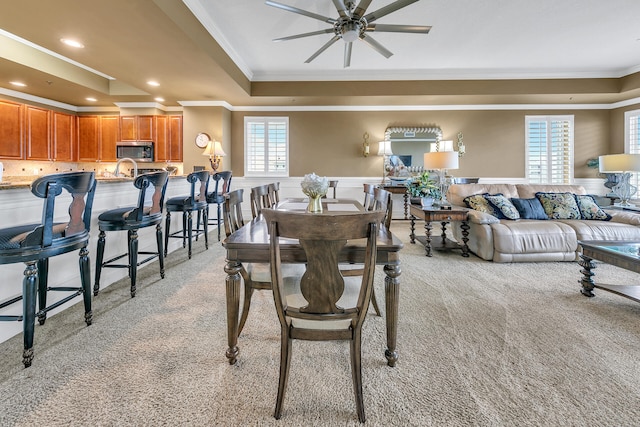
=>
[86,97,97,102]
[10,81,26,87]
[154,97,165,102]
[60,38,84,48]
[147,80,160,87]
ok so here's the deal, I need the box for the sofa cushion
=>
[535,192,581,219]
[464,194,503,218]
[558,219,640,241]
[511,197,548,220]
[485,194,520,220]
[448,184,519,208]
[574,195,611,221]
[516,184,587,199]
[491,220,577,255]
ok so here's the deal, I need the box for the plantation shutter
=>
[625,110,640,188]
[526,116,574,184]
[245,117,289,177]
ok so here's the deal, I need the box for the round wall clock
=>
[195,132,211,148]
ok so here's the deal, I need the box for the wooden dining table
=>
[222,198,404,367]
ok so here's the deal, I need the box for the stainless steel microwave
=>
[116,141,154,162]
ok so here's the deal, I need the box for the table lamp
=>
[423,151,459,204]
[599,153,640,206]
[378,140,393,183]
[202,139,226,171]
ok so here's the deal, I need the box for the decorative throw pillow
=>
[535,192,581,219]
[463,193,502,218]
[574,195,612,221]
[510,197,548,220]
[485,194,520,220]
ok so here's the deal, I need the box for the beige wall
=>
[229,108,613,179]
[182,106,230,173]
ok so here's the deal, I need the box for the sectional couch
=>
[446,183,640,262]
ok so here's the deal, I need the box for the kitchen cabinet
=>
[25,106,51,161]
[120,115,154,141]
[0,100,24,159]
[77,115,120,161]
[168,116,183,162]
[99,116,119,161]
[154,115,168,161]
[52,112,75,162]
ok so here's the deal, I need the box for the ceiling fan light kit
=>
[266,0,431,68]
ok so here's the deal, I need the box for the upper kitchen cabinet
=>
[0,100,24,159]
[25,105,51,161]
[77,115,119,162]
[52,112,75,162]
[120,115,154,141]
[168,116,183,162]
[99,116,119,161]
[154,115,168,161]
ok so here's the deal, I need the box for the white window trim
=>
[244,116,289,178]
[624,109,640,189]
[525,115,575,184]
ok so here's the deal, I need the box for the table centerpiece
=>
[301,172,329,213]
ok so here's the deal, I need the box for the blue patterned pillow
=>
[485,194,520,220]
[575,195,611,221]
[535,192,581,219]
[510,198,548,220]
[464,193,502,218]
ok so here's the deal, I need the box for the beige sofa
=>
[446,183,640,262]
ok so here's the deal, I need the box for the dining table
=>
[222,198,404,367]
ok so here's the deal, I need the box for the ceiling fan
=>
[265,0,431,68]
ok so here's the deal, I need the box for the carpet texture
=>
[0,222,639,426]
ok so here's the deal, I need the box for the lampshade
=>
[377,140,393,156]
[424,151,459,170]
[202,140,226,157]
[598,154,640,173]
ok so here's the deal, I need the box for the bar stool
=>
[93,171,169,298]
[164,170,210,259]
[0,171,96,367]
[202,170,232,241]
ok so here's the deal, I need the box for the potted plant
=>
[405,171,441,207]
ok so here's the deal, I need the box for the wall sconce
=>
[202,139,226,171]
[362,132,370,157]
[457,132,466,157]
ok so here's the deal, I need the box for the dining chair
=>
[262,208,384,423]
[0,171,96,367]
[94,171,169,298]
[222,188,245,238]
[267,182,280,206]
[164,170,210,259]
[363,183,377,210]
[250,184,273,219]
[322,179,338,198]
[202,170,232,241]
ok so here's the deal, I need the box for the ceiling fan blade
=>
[364,0,420,23]
[352,0,373,19]
[274,28,335,42]
[332,0,349,19]
[304,35,341,63]
[367,23,431,34]
[344,42,353,68]
[266,0,336,24]
[360,34,393,58]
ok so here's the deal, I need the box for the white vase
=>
[421,196,434,208]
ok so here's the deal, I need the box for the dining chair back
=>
[94,171,169,298]
[322,180,338,198]
[363,183,376,210]
[267,182,280,206]
[0,171,96,367]
[222,189,245,237]
[372,187,393,230]
[250,184,272,218]
[262,208,384,423]
[203,170,232,241]
[164,170,210,259]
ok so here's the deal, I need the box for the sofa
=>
[446,183,640,262]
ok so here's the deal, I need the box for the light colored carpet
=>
[0,222,639,426]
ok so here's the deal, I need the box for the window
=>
[244,117,289,177]
[525,115,574,184]
[624,109,640,188]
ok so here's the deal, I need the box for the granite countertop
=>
[0,174,184,190]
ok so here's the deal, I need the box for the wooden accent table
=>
[409,204,470,257]
[578,240,640,302]
[379,184,410,219]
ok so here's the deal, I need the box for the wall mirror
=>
[384,125,442,168]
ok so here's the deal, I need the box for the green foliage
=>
[405,171,441,199]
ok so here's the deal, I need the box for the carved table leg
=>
[403,192,409,220]
[225,259,242,364]
[440,221,448,245]
[409,214,416,244]
[384,264,401,367]
[424,221,433,257]
[460,220,470,257]
[579,254,597,297]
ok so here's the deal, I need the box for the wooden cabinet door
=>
[137,116,154,140]
[0,100,24,159]
[77,116,99,161]
[119,116,136,141]
[99,116,119,161]
[25,106,51,160]
[168,116,183,162]
[154,115,168,161]
[52,112,75,162]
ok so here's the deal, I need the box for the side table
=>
[409,204,470,257]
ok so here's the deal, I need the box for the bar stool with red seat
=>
[0,171,96,367]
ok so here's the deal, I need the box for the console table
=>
[409,204,470,257]
[379,184,410,220]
